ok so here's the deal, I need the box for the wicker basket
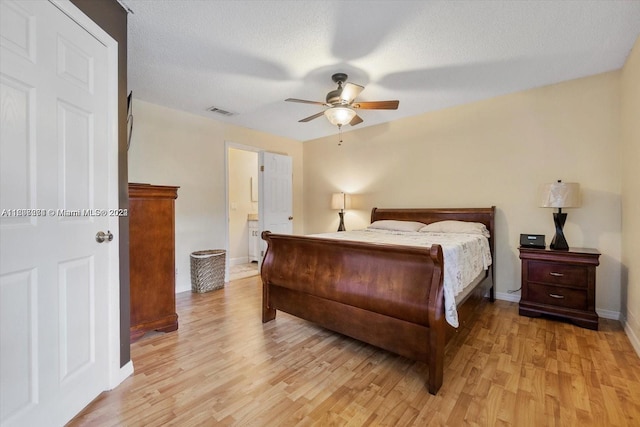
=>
[190,250,226,293]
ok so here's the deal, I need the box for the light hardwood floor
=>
[69,276,640,426]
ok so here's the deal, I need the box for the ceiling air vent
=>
[206,106,236,116]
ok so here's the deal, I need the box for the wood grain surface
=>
[69,276,640,426]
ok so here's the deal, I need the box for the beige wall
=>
[128,57,636,340]
[128,99,303,293]
[303,72,623,316]
[228,148,258,264]
[621,35,640,354]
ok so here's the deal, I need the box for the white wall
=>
[303,71,623,317]
[128,99,303,293]
[621,35,640,354]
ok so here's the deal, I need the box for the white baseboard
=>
[109,360,133,390]
[596,308,621,321]
[175,283,190,293]
[230,256,249,266]
[622,310,640,357]
[495,291,520,303]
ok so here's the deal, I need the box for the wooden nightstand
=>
[519,247,600,330]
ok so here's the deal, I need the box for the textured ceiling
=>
[125,0,640,142]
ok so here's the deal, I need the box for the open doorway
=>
[226,144,260,281]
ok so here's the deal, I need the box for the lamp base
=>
[549,212,569,251]
[337,211,345,232]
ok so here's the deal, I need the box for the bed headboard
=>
[371,207,494,230]
[370,206,496,264]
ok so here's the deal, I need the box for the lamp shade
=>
[331,192,345,210]
[324,106,356,126]
[539,181,581,208]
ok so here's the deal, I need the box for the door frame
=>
[51,0,132,388]
[224,141,261,281]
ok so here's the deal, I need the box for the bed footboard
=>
[261,231,446,394]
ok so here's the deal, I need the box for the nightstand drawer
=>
[527,283,587,310]
[528,261,587,287]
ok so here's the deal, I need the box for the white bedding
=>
[309,228,492,328]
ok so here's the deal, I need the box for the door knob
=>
[96,230,113,243]
[288,216,293,220]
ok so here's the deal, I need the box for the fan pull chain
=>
[338,124,343,146]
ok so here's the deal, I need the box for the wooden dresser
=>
[129,183,179,341]
[519,247,600,330]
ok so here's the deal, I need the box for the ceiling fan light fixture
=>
[324,106,356,126]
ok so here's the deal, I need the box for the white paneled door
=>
[0,1,119,426]
[259,152,293,259]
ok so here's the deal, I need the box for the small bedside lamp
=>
[331,192,348,232]
[539,180,581,250]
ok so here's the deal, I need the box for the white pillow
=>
[368,220,426,232]
[419,220,490,238]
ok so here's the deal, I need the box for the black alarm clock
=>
[520,234,545,249]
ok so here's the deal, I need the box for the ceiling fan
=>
[285,73,399,128]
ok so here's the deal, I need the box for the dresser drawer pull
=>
[549,293,565,299]
[549,272,564,277]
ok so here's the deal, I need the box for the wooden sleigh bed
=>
[260,207,496,395]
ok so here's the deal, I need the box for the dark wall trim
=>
[69,0,130,367]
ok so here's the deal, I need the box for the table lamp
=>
[539,180,581,250]
[331,192,348,232]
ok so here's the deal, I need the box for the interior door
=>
[259,152,293,259]
[0,1,117,425]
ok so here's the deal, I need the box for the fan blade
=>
[340,83,364,104]
[353,100,399,110]
[298,111,325,123]
[349,114,363,126]
[285,98,326,106]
